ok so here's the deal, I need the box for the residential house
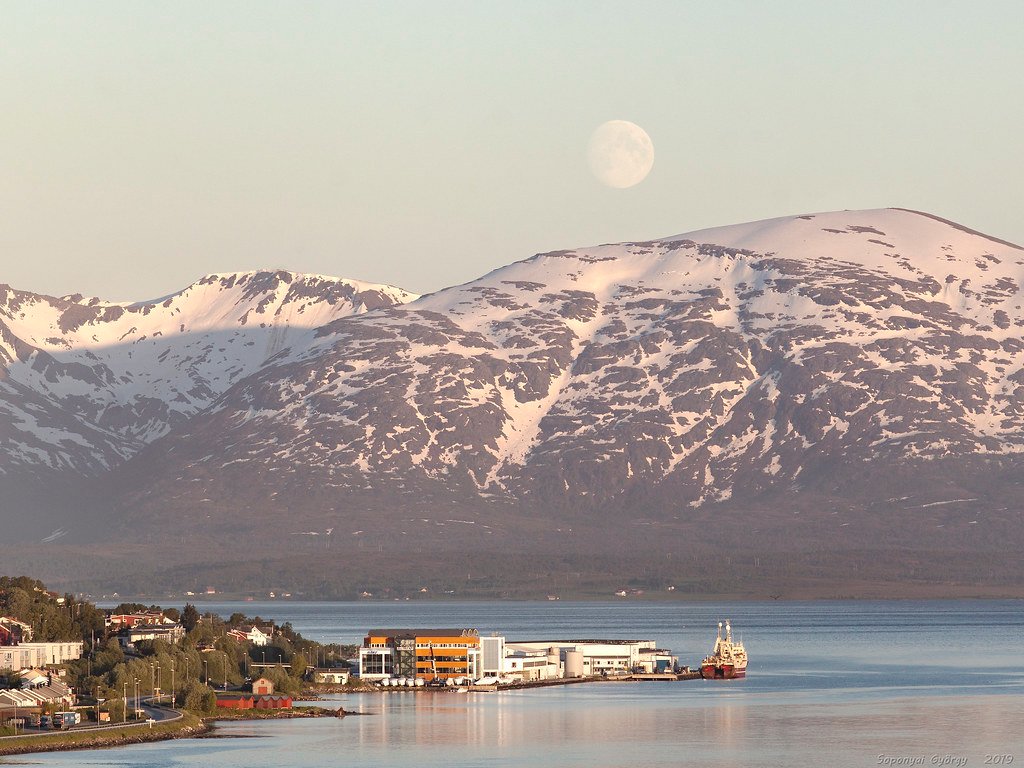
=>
[19,668,51,687]
[105,611,175,629]
[310,668,350,685]
[226,629,248,644]
[228,625,274,646]
[0,676,75,712]
[117,624,185,651]
[0,617,33,645]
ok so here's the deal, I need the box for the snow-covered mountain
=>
[6,209,1024,569]
[0,270,416,478]
[116,209,1024,513]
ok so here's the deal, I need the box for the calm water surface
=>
[15,600,1024,768]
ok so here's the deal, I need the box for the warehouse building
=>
[507,640,677,677]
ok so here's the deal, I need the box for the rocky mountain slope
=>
[0,271,415,501]
[121,209,1024,504]
[4,209,1024,594]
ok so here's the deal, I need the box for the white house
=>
[227,625,273,646]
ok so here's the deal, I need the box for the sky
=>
[2,1,1022,301]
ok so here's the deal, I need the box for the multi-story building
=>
[118,624,186,649]
[359,628,481,682]
[0,642,84,670]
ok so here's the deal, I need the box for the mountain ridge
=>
[4,209,1024,595]
[0,270,417,481]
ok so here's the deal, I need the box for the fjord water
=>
[25,600,1024,768]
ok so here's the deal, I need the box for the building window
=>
[362,653,393,676]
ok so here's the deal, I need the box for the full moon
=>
[587,120,654,189]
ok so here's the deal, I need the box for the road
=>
[1,698,182,741]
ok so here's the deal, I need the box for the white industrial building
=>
[505,643,675,679]
[485,639,677,682]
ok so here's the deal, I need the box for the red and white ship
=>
[700,620,747,679]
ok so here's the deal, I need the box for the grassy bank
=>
[0,712,207,757]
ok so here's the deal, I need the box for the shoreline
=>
[0,707,345,757]
[0,714,207,757]
[91,590,1024,604]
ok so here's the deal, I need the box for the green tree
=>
[289,652,307,680]
[177,679,216,713]
[181,603,200,633]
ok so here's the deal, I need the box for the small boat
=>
[700,620,747,679]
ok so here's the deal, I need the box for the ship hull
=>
[701,664,747,680]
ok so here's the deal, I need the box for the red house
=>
[256,695,293,709]
[215,694,292,710]
[216,694,255,709]
[0,617,33,646]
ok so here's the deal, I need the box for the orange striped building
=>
[359,628,481,682]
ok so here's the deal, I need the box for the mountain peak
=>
[670,207,1022,259]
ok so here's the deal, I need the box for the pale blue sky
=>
[2,1,1021,300]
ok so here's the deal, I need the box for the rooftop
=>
[366,629,479,639]
[509,639,649,646]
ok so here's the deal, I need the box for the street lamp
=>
[133,678,140,720]
[222,651,227,690]
[155,664,161,703]
[123,681,127,722]
[203,659,209,687]
[171,661,175,707]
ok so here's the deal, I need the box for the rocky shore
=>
[203,704,354,721]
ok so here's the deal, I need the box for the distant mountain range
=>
[4,208,1024,598]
